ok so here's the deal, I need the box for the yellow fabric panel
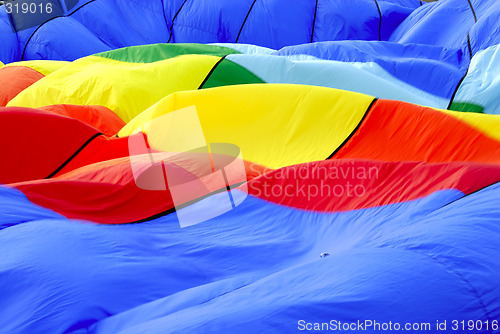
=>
[0,61,3,67]
[7,55,222,122]
[5,60,69,76]
[120,84,374,169]
[439,109,500,142]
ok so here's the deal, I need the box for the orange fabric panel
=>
[0,66,44,107]
[40,104,126,136]
[334,99,500,164]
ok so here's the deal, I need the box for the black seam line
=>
[21,0,97,61]
[465,0,477,59]
[310,0,318,43]
[447,37,472,109]
[466,0,478,22]
[21,16,59,61]
[221,169,236,208]
[198,55,227,89]
[373,0,382,41]
[167,0,188,44]
[67,0,97,14]
[467,33,473,60]
[125,181,246,224]
[235,0,257,43]
[439,180,500,211]
[447,68,468,110]
[160,0,169,37]
[45,132,103,179]
[448,33,473,109]
[326,97,378,160]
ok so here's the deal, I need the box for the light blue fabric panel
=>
[227,53,449,108]
[454,44,500,115]
[275,41,468,99]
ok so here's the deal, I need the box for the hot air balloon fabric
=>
[1,0,500,333]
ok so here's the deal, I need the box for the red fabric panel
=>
[13,155,268,224]
[247,159,500,212]
[334,99,500,163]
[16,158,497,224]
[52,135,130,177]
[0,66,44,106]
[0,107,99,184]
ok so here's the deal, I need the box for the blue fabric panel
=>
[1,182,499,333]
[275,41,468,99]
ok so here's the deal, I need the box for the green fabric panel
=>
[95,44,241,63]
[449,102,485,114]
[201,58,265,89]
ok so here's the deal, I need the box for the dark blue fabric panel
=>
[21,17,111,61]
[69,0,170,49]
[379,1,416,40]
[314,0,379,43]
[0,0,421,62]
[469,0,500,54]
[235,0,316,49]
[389,0,474,55]
[170,0,255,44]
